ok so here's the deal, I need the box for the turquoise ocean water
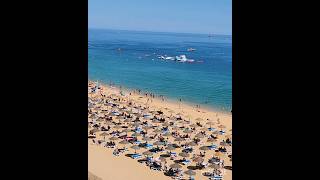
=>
[89,29,232,112]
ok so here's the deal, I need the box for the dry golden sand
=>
[88,82,232,180]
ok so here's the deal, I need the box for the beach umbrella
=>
[185,114,192,121]
[214,152,223,157]
[105,121,113,125]
[142,136,152,143]
[100,132,109,141]
[159,156,167,162]
[109,136,119,141]
[195,117,204,122]
[184,169,196,177]
[168,110,175,116]
[152,119,160,124]
[218,125,226,129]
[187,141,197,147]
[174,137,184,144]
[90,128,100,134]
[142,126,152,134]
[162,122,170,127]
[123,119,132,123]
[207,138,217,143]
[122,128,131,135]
[174,137,184,142]
[181,121,190,125]
[179,152,190,158]
[220,141,228,147]
[153,129,162,133]
[225,134,232,139]
[211,131,219,135]
[209,163,220,169]
[131,145,140,154]
[195,133,205,138]
[119,140,130,145]
[142,151,153,156]
[113,125,122,129]
[170,163,182,169]
[189,124,198,128]
[96,118,104,122]
[206,121,215,128]
[183,129,193,134]
[193,157,204,163]
[199,146,210,151]
[166,145,176,151]
[132,132,141,137]
[163,132,172,137]
[176,113,183,117]
[153,141,163,146]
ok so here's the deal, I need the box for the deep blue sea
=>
[89,29,232,112]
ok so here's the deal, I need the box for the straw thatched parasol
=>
[131,145,140,153]
[209,163,220,169]
[172,126,180,132]
[181,121,190,125]
[184,169,196,176]
[90,128,100,134]
[162,122,170,127]
[187,141,197,147]
[159,156,167,162]
[100,132,109,141]
[183,129,193,134]
[142,126,152,134]
[195,117,204,122]
[189,124,198,128]
[195,133,205,138]
[207,138,217,143]
[214,152,223,157]
[174,137,184,142]
[166,145,176,150]
[153,141,163,146]
[132,132,141,137]
[176,113,183,117]
[220,141,228,147]
[105,121,113,125]
[170,163,182,169]
[153,129,162,133]
[199,146,210,151]
[113,125,122,129]
[163,132,172,137]
[142,151,153,156]
[218,125,226,129]
[179,152,190,158]
[109,136,119,141]
[192,157,204,163]
[142,136,152,142]
[119,140,130,145]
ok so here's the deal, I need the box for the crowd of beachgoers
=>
[88,81,232,180]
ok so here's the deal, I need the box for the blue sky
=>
[89,0,232,35]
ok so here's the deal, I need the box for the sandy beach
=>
[88,81,232,180]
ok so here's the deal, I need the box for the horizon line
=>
[88,27,232,36]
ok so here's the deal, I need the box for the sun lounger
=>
[209,175,223,180]
[208,145,217,150]
[181,159,190,165]
[131,153,142,159]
